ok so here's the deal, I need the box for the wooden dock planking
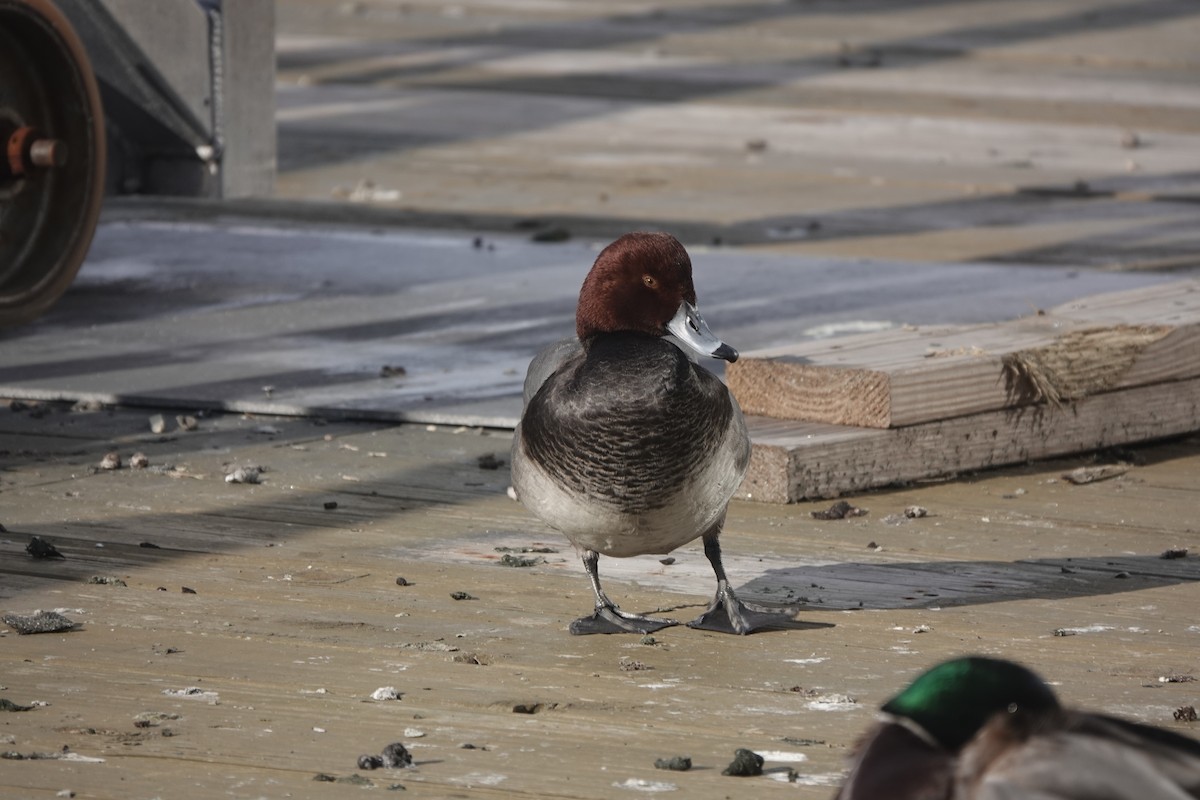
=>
[727,280,1200,428]
[2,404,1199,798]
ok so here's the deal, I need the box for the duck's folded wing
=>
[523,338,582,406]
[971,712,1200,800]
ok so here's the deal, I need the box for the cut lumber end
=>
[726,358,893,428]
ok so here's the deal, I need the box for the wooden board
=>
[738,376,1200,503]
[726,280,1200,428]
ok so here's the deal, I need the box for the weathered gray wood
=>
[727,280,1200,428]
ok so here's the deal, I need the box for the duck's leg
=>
[687,532,791,634]
[569,549,678,635]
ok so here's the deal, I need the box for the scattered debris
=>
[1175,706,1198,722]
[224,465,264,484]
[619,657,651,672]
[379,365,407,378]
[313,773,336,782]
[323,501,339,510]
[161,687,218,704]
[639,636,658,646]
[132,711,179,727]
[912,624,932,633]
[1062,464,1128,485]
[0,699,34,712]
[1053,628,1076,637]
[71,398,104,413]
[654,755,692,771]
[512,703,547,714]
[476,453,504,470]
[2,610,78,635]
[358,755,384,770]
[129,452,149,469]
[370,687,401,702]
[380,742,413,768]
[26,536,64,559]
[449,591,476,601]
[403,728,424,739]
[811,500,867,520]
[499,554,541,568]
[1159,674,1196,684]
[99,452,121,470]
[722,748,765,777]
[495,545,556,554]
[1161,547,1189,560]
[148,414,167,434]
[176,415,198,431]
[453,652,489,665]
[904,506,927,518]
[86,576,127,587]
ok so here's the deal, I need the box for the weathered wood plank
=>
[727,280,1200,428]
[739,375,1200,503]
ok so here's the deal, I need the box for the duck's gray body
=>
[512,332,749,559]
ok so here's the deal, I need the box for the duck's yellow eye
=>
[643,274,658,289]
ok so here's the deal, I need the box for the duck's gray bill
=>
[667,301,739,363]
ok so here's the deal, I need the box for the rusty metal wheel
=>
[0,0,105,327]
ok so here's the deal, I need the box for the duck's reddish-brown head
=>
[575,232,737,361]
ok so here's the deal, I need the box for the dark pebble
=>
[25,536,64,559]
[395,577,410,586]
[181,587,197,594]
[324,501,338,510]
[139,541,161,549]
[1161,547,1188,559]
[1114,571,1131,579]
[654,756,692,771]
[313,773,337,782]
[722,748,764,777]
[450,591,476,601]
[380,742,413,768]
[358,754,384,770]
[476,453,503,470]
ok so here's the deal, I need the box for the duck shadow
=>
[737,554,1200,611]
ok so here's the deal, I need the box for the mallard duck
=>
[836,656,1200,799]
[511,231,784,635]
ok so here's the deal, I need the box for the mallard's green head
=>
[881,657,1060,753]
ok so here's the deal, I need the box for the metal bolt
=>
[6,127,67,176]
[29,138,66,168]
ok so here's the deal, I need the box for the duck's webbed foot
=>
[686,584,791,635]
[570,549,678,635]
[570,603,678,636]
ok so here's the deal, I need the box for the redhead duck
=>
[836,656,1200,799]
[511,231,786,635]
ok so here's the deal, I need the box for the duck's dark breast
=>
[520,333,734,515]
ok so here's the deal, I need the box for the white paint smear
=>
[756,750,810,762]
[614,778,678,792]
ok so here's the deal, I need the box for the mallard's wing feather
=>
[961,710,1200,800]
